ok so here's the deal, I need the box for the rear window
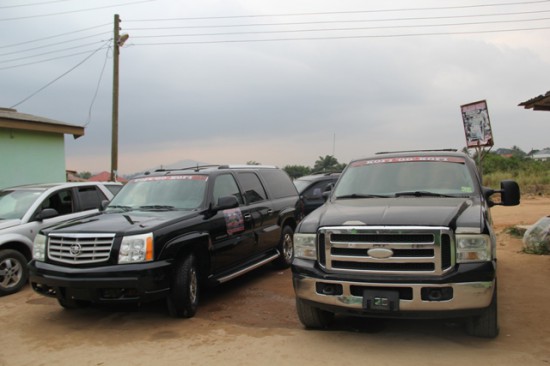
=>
[259,169,298,199]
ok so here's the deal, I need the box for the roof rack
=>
[153,164,221,173]
[218,164,277,169]
[376,149,458,155]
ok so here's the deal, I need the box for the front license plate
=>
[363,289,399,311]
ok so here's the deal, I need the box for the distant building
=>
[494,148,514,158]
[88,171,128,183]
[530,148,550,161]
[0,108,84,189]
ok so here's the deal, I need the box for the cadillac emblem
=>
[69,243,82,257]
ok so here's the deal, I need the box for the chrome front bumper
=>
[294,275,494,312]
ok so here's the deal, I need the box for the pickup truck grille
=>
[47,233,115,264]
[319,226,454,276]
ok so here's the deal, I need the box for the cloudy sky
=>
[1,0,550,175]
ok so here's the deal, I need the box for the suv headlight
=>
[456,234,491,263]
[33,233,47,261]
[118,233,154,264]
[294,233,317,260]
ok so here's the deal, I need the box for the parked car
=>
[294,172,340,219]
[292,150,520,338]
[0,182,121,296]
[29,165,299,317]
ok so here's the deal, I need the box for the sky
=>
[1,0,550,175]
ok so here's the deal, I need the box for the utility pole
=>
[111,14,120,182]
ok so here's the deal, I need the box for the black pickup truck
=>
[292,150,520,337]
[29,165,299,318]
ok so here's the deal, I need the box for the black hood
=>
[298,197,482,232]
[45,210,199,235]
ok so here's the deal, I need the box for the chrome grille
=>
[319,226,454,276]
[47,233,115,264]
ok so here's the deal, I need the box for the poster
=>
[460,100,494,148]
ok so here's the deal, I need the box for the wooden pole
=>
[111,14,120,182]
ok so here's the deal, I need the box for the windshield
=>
[0,189,43,220]
[334,156,476,199]
[107,175,208,211]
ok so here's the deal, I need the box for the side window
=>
[304,181,328,199]
[41,189,74,215]
[213,174,243,206]
[77,186,107,211]
[237,172,267,204]
[258,169,298,199]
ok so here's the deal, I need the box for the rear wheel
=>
[167,253,199,318]
[273,226,294,269]
[0,249,28,296]
[466,286,499,338]
[295,298,334,329]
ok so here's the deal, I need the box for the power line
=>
[0,0,73,10]
[129,16,550,40]
[0,0,155,21]
[124,9,550,31]
[9,40,111,108]
[0,40,110,64]
[129,25,550,46]
[125,0,550,22]
[85,43,111,126]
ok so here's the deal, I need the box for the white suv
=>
[0,182,121,296]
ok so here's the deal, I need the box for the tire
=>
[273,226,294,269]
[0,249,28,296]
[295,298,334,329]
[167,253,199,318]
[466,285,499,338]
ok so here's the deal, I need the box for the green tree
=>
[313,155,345,173]
[246,161,261,165]
[78,171,92,179]
[283,165,311,179]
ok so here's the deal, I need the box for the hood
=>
[44,210,199,234]
[0,219,22,231]
[299,197,482,232]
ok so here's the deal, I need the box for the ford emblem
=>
[368,248,393,259]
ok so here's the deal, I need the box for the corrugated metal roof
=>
[0,107,84,138]
[518,91,550,111]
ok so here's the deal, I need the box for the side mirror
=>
[483,180,520,207]
[213,195,239,212]
[35,208,59,221]
[100,200,110,211]
[322,183,334,201]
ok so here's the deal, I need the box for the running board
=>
[217,251,280,284]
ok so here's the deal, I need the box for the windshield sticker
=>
[461,186,474,193]
[224,208,244,235]
[351,156,465,167]
[132,175,208,183]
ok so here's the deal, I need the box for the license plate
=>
[363,289,399,311]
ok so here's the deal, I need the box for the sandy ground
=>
[1,196,549,366]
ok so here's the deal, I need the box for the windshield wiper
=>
[394,191,456,198]
[107,205,133,212]
[336,193,391,199]
[138,205,175,211]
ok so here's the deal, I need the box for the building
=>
[530,148,550,161]
[0,108,84,189]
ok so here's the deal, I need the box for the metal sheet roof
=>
[0,108,84,138]
[518,91,550,111]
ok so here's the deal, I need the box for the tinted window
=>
[213,174,243,205]
[41,189,75,215]
[77,186,105,211]
[237,172,267,204]
[258,169,298,199]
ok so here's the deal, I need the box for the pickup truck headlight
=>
[118,233,154,264]
[33,233,47,261]
[456,234,491,263]
[294,233,317,260]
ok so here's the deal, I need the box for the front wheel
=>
[272,226,294,269]
[466,286,499,338]
[167,253,199,318]
[295,298,334,329]
[0,249,28,296]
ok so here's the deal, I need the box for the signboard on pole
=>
[460,100,494,148]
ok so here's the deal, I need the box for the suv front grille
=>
[319,226,454,276]
[48,233,115,264]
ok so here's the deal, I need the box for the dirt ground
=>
[1,197,550,366]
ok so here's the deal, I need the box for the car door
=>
[235,172,279,255]
[209,173,257,273]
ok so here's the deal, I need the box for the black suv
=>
[294,172,340,219]
[292,150,520,337]
[29,165,299,318]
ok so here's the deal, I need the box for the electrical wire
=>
[0,0,155,21]
[9,39,111,107]
[84,43,111,126]
[0,0,72,9]
[0,34,111,58]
